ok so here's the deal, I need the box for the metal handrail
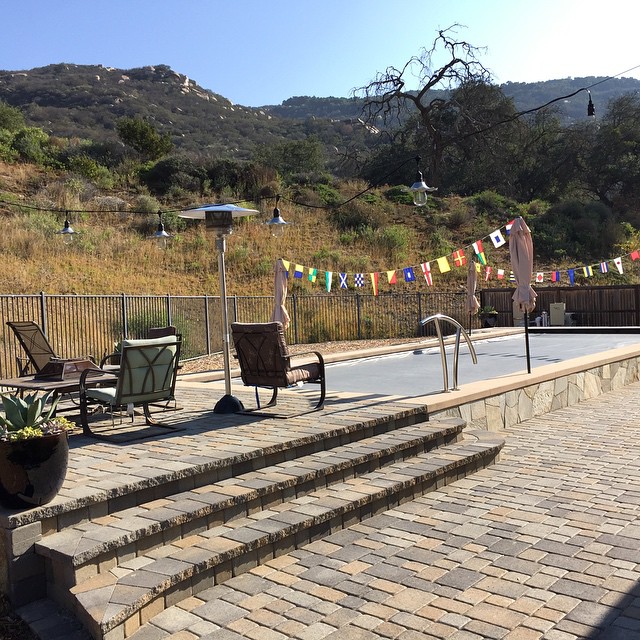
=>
[419,314,478,392]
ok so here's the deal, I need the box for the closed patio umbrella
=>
[466,260,480,333]
[270,258,290,331]
[509,216,537,373]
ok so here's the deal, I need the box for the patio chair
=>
[7,320,94,376]
[230,321,325,418]
[147,325,177,338]
[79,335,182,440]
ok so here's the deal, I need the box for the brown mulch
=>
[178,337,427,375]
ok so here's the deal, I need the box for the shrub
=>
[67,154,114,189]
[11,127,54,165]
[330,200,383,232]
[384,185,413,205]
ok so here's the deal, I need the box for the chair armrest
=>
[99,352,120,368]
[290,350,325,368]
[79,367,116,394]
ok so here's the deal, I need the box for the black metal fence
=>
[2,285,638,379]
[0,291,470,378]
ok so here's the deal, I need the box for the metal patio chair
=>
[7,320,95,376]
[79,335,182,440]
[231,321,325,418]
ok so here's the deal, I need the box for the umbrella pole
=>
[524,310,531,374]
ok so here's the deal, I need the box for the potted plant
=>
[0,391,73,509]
[479,305,499,328]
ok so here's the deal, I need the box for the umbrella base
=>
[214,394,245,414]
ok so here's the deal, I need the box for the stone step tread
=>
[69,432,503,636]
[37,418,464,566]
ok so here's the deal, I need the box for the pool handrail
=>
[419,314,478,392]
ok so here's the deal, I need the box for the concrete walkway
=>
[130,381,640,640]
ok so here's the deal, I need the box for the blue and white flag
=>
[354,273,364,287]
[403,267,416,282]
[490,230,506,248]
[339,273,348,289]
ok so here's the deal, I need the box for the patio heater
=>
[180,203,259,413]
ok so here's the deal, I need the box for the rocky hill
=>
[1,63,640,160]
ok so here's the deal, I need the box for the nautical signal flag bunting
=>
[276,218,640,292]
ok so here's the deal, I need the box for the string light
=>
[267,195,289,237]
[55,213,75,244]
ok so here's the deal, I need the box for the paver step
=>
[36,418,464,586]
[65,431,503,639]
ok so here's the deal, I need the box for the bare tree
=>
[355,26,492,185]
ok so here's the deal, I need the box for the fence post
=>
[204,295,211,354]
[166,294,172,325]
[292,294,299,345]
[39,291,47,335]
[121,293,128,339]
[356,294,361,340]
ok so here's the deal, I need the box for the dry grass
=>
[0,160,497,296]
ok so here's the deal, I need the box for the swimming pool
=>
[324,332,640,397]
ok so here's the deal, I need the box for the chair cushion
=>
[87,387,117,404]
[285,362,322,386]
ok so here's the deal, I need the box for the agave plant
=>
[0,391,73,442]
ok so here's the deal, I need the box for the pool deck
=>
[4,328,640,639]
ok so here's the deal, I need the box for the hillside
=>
[2,63,640,161]
[0,64,368,159]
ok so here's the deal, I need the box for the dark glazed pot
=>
[0,433,69,509]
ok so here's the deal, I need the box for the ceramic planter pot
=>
[0,432,69,509]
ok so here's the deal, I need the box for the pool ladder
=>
[419,314,478,392]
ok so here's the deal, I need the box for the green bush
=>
[11,127,54,165]
[67,154,114,189]
[384,185,413,205]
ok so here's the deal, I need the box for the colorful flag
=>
[420,262,433,286]
[497,269,505,280]
[437,256,451,273]
[536,272,544,283]
[600,261,609,274]
[614,257,624,274]
[583,265,593,277]
[632,250,640,261]
[339,273,348,289]
[294,264,304,279]
[476,261,481,273]
[509,271,516,282]
[370,272,379,296]
[307,267,317,283]
[386,270,397,284]
[403,267,416,282]
[568,268,575,285]
[452,249,466,267]
[472,240,487,265]
[281,259,290,275]
[505,220,515,235]
[490,230,506,248]
[354,273,364,287]
[552,271,561,282]
[485,266,492,281]
[325,271,333,292]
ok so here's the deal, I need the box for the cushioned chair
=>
[147,325,177,338]
[79,335,182,440]
[7,320,94,376]
[230,321,325,418]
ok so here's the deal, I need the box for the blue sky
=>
[3,0,640,106]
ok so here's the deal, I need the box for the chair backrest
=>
[147,325,177,339]
[230,322,290,387]
[7,320,58,373]
[115,335,181,405]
